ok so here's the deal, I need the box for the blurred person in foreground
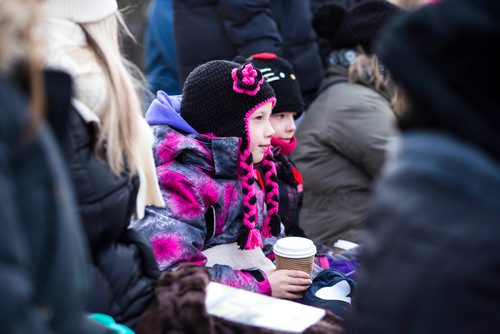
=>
[293,0,403,247]
[0,0,110,332]
[349,0,500,333]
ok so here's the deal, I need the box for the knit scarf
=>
[270,136,303,192]
[271,136,297,155]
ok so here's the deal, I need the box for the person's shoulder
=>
[330,83,392,121]
[315,80,368,107]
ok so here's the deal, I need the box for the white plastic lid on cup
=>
[273,237,317,259]
[333,239,359,251]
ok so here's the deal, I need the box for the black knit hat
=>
[247,53,305,117]
[181,60,275,138]
[313,0,402,54]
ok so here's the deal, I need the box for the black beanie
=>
[247,53,305,117]
[313,0,402,54]
[181,60,275,138]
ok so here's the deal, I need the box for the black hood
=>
[376,0,500,161]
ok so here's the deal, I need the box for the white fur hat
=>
[43,0,118,23]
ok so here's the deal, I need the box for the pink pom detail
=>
[231,63,264,96]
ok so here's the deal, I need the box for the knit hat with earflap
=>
[43,0,117,23]
[247,53,305,117]
[313,0,402,54]
[181,60,281,250]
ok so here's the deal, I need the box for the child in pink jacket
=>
[132,60,311,299]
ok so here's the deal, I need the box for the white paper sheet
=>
[205,282,326,333]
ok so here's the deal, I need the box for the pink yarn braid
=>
[238,137,262,249]
[236,97,276,250]
[261,149,281,238]
[239,139,258,229]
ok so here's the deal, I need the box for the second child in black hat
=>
[133,60,312,299]
[247,53,307,239]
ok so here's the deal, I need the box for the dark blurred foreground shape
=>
[0,70,112,334]
[350,0,500,333]
[0,0,112,332]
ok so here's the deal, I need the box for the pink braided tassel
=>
[245,228,263,249]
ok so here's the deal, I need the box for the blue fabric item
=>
[327,246,362,280]
[145,90,197,134]
[299,269,355,318]
[328,260,358,280]
[89,313,135,334]
[145,0,181,95]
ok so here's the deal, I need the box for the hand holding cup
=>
[270,237,317,299]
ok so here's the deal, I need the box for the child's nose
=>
[266,121,275,137]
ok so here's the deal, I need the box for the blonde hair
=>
[0,0,45,130]
[81,12,144,176]
[348,53,406,117]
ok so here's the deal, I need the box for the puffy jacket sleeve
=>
[217,0,283,57]
[328,97,397,178]
[131,167,272,295]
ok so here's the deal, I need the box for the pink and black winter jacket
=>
[131,91,278,295]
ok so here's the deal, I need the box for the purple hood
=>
[145,90,197,134]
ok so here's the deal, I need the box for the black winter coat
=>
[0,72,109,334]
[66,110,160,328]
[173,0,325,104]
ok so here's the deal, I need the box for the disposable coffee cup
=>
[333,239,359,254]
[273,237,317,274]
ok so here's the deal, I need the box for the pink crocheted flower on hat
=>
[231,63,264,96]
